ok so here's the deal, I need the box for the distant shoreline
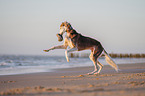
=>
[69,53,145,58]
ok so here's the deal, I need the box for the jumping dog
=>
[44,21,119,75]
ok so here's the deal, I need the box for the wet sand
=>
[0,63,145,96]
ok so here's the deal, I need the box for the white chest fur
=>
[65,36,75,48]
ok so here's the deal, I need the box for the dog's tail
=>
[104,49,119,72]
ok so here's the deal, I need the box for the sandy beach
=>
[0,63,145,96]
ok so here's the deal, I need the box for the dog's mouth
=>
[56,33,63,42]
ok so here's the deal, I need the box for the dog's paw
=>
[66,59,70,62]
[94,72,100,75]
[43,50,49,52]
[88,72,94,75]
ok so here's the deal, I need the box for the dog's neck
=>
[66,29,78,39]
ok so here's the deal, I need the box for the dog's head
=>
[57,21,73,42]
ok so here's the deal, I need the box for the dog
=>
[44,21,119,75]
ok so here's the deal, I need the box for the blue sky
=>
[0,0,145,55]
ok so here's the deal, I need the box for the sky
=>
[0,0,145,56]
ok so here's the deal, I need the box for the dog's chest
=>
[66,36,75,48]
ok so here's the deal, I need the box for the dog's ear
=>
[67,24,71,29]
[67,23,73,31]
[60,22,64,27]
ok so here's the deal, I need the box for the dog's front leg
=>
[65,47,78,62]
[43,45,67,52]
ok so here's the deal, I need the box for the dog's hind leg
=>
[88,47,103,75]
[88,61,99,75]
[88,52,99,75]
[95,61,103,74]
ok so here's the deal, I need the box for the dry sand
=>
[0,63,145,96]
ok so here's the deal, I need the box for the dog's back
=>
[69,32,103,51]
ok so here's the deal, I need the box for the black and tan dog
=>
[44,21,119,75]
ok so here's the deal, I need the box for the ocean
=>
[0,55,145,75]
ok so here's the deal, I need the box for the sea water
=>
[0,55,145,75]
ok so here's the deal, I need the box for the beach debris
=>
[0,81,16,84]
[112,81,121,84]
[78,88,104,93]
[88,84,95,88]
[128,81,145,86]
[0,88,23,95]
[34,86,45,90]
[99,74,114,77]
[78,75,84,77]
[61,76,66,78]
[96,78,99,80]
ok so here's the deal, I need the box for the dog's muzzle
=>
[56,33,63,42]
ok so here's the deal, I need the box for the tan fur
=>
[44,21,119,74]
